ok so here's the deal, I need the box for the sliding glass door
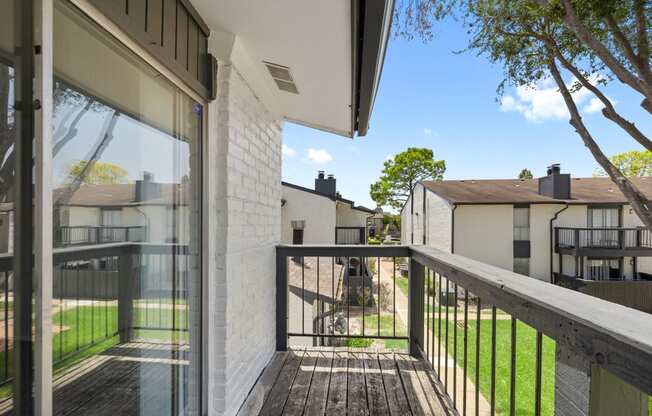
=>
[49,2,203,415]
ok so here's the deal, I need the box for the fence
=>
[335,227,366,245]
[0,242,190,389]
[555,227,652,250]
[55,225,146,247]
[277,245,652,415]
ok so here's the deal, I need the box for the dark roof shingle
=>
[422,177,652,204]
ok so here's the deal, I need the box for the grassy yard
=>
[346,313,408,350]
[0,302,188,399]
[429,312,556,416]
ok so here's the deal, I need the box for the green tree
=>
[67,160,128,185]
[395,0,652,230]
[597,150,652,177]
[518,168,534,179]
[370,147,445,209]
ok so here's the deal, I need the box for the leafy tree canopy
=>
[518,168,534,179]
[597,150,652,177]
[67,161,128,185]
[370,147,445,209]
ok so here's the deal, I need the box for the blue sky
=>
[281,17,652,212]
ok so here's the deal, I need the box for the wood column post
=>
[555,345,648,416]
[409,258,425,357]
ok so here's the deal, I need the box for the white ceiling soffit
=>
[190,0,393,138]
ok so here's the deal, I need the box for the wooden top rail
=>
[276,244,410,257]
[410,245,652,396]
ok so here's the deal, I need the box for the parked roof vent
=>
[264,61,299,94]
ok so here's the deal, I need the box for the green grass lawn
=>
[345,313,408,350]
[429,313,556,416]
[0,302,188,399]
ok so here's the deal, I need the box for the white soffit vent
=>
[264,61,299,94]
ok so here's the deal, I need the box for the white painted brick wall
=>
[207,63,283,416]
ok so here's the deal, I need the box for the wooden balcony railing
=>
[276,245,652,415]
[555,226,652,254]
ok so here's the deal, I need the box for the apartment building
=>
[281,171,374,245]
[401,164,652,283]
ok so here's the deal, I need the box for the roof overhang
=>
[190,0,393,138]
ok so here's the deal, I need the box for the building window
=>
[513,206,530,241]
[588,207,620,228]
[513,257,530,276]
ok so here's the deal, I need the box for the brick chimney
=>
[538,163,571,199]
[315,171,336,197]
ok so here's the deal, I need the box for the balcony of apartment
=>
[0,244,648,415]
[242,245,651,415]
[55,225,147,247]
[554,226,652,257]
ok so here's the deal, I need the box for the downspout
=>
[451,204,457,254]
[550,204,569,284]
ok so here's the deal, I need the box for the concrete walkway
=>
[379,258,491,416]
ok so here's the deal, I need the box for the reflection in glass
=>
[48,2,202,415]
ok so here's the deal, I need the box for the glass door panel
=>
[51,2,202,415]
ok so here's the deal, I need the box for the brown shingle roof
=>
[422,177,652,204]
[54,183,185,207]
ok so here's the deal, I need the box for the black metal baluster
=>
[453,283,458,406]
[317,256,320,341]
[438,273,442,377]
[301,255,305,334]
[431,270,436,367]
[105,259,109,338]
[362,257,365,337]
[510,317,517,416]
[347,257,350,337]
[535,331,543,416]
[91,266,95,344]
[332,257,335,339]
[60,267,64,360]
[490,306,497,416]
[393,257,396,337]
[463,289,469,416]
[377,256,380,338]
[76,266,80,351]
[426,268,431,358]
[3,272,8,379]
[475,298,481,416]
[445,277,449,392]
[159,253,163,329]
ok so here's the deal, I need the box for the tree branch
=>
[534,0,652,110]
[605,13,652,88]
[634,0,650,77]
[548,52,652,230]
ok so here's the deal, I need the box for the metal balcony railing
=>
[0,242,190,389]
[55,225,146,247]
[555,226,652,251]
[276,245,652,415]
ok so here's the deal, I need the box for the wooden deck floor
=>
[0,341,191,416]
[238,348,453,416]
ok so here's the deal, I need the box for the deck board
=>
[247,348,450,416]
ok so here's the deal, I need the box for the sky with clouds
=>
[282,16,652,212]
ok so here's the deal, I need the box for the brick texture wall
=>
[207,62,283,416]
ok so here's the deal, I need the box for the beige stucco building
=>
[402,165,652,283]
[281,172,374,244]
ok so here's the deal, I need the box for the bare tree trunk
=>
[548,54,652,230]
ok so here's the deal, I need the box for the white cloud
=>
[583,97,609,114]
[282,144,297,158]
[307,148,333,164]
[500,77,611,122]
[386,154,393,160]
